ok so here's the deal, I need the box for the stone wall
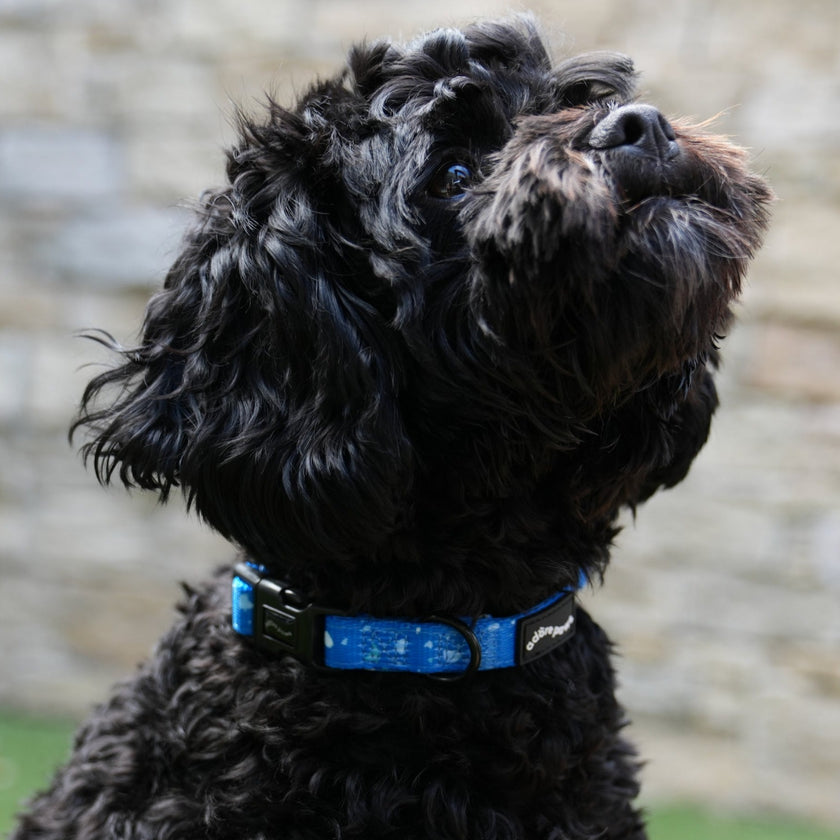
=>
[1,0,838,828]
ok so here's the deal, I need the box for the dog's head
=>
[75,19,770,609]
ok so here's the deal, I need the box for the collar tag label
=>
[517,591,576,665]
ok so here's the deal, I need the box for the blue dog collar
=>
[232,562,587,677]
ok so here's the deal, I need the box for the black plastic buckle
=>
[234,562,343,666]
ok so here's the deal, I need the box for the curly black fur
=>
[14,17,770,840]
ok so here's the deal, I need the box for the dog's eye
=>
[428,163,474,200]
[563,80,617,106]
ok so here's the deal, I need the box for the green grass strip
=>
[0,712,75,835]
[648,805,840,840]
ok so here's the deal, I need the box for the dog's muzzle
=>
[231,562,587,678]
[588,104,683,202]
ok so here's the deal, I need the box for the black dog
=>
[14,17,770,840]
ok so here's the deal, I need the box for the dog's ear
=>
[73,105,413,567]
[636,364,719,501]
[569,362,718,518]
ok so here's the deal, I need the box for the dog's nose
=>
[589,105,679,161]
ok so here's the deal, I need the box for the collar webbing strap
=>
[231,562,587,676]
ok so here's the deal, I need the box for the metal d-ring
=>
[425,614,483,682]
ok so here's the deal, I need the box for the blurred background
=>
[0,0,838,836]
